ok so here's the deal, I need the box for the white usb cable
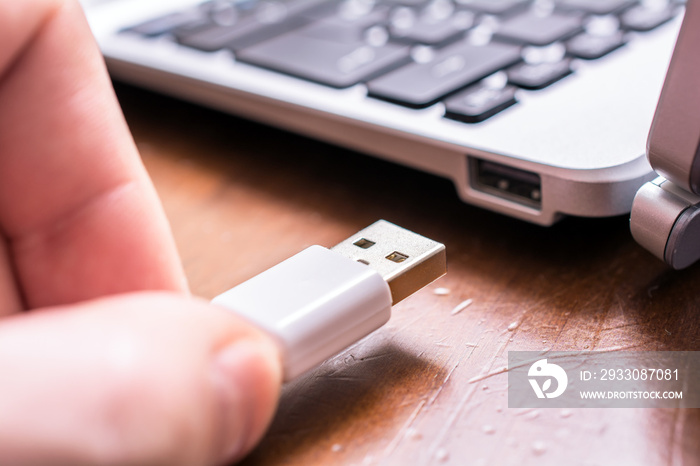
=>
[212,220,446,381]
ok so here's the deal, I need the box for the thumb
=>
[0,292,282,466]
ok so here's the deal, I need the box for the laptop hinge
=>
[630,176,700,269]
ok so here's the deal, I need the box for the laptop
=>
[80,0,699,268]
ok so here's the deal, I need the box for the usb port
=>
[470,158,542,209]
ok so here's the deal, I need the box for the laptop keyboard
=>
[123,0,682,123]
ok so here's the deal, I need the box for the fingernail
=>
[211,338,281,464]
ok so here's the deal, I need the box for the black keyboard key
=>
[236,31,411,88]
[379,0,431,6]
[566,31,626,59]
[332,5,391,29]
[444,83,517,122]
[555,0,636,15]
[300,19,366,43]
[125,9,206,37]
[177,15,309,51]
[175,0,327,52]
[172,18,215,38]
[495,11,583,45]
[507,58,572,89]
[620,4,677,31]
[199,1,240,25]
[395,20,467,45]
[300,7,391,43]
[455,0,532,16]
[367,41,521,108]
[390,9,475,45]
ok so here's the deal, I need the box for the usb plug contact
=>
[331,220,446,304]
[212,220,446,381]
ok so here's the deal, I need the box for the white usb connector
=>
[212,220,446,381]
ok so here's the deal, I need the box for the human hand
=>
[0,1,281,464]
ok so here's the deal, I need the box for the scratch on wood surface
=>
[483,347,644,380]
[332,339,365,362]
[450,298,473,315]
[428,383,480,459]
[427,360,462,406]
[382,399,427,458]
[647,284,660,298]
[315,375,363,382]
[433,336,451,348]
[550,313,571,348]
[359,352,392,362]
[587,293,614,349]
[424,338,495,457]
[591,344,640,353]
[600,322,641,332]
[468,366,508,384]
[514,408,538,416]
[669,404,686,466]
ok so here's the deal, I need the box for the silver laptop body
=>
[81,0,684,227]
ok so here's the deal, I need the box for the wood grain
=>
[117,83,700,466]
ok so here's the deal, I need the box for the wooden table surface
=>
[116,83,700,466]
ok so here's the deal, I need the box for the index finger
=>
[0,0,187,310]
